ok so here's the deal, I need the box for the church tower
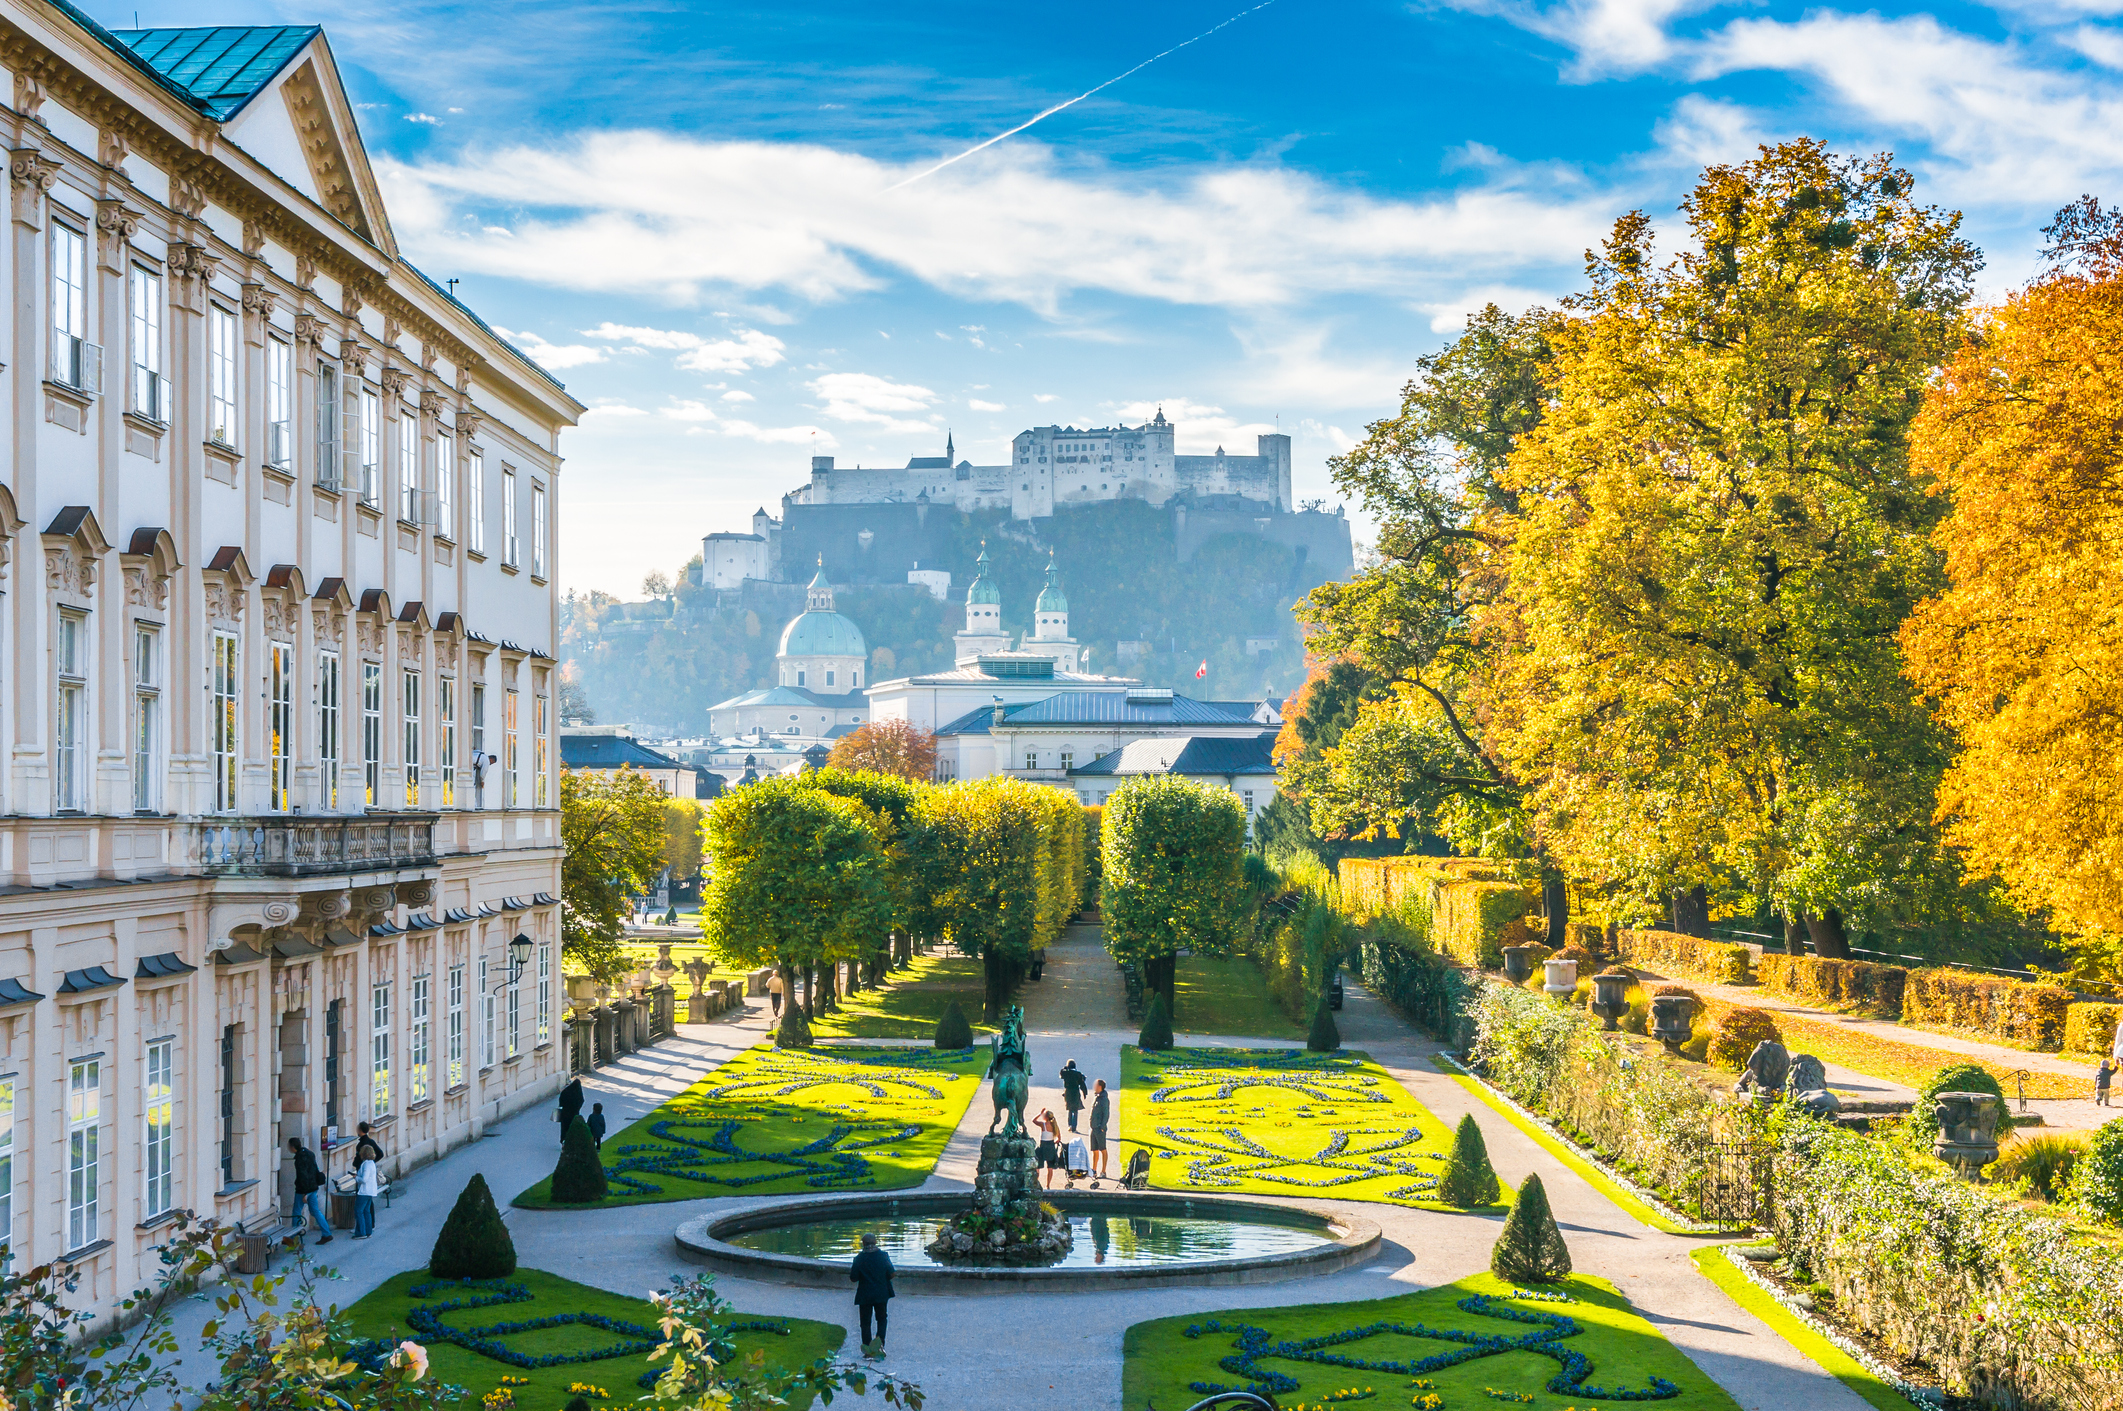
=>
[952,545,1013,664]
[1019,553,1084,672]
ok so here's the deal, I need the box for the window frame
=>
[446,961,466,1090]
[531,480,548,577]
[318,650,341,810]
[316,361,343,490]
[211,631,239,813]
[133,624,160,813]
[266,337,293,468]
[67,1057,101,1252]
[504,688,520,808]
[402,669,421,809]
[143,1037,174,1220]
[370,981,392,1119]
[207,304,238,446]
[51,223,89,389]
[410,973,431,1105]
[533,690,549,808]
[435,429,456,539]
[397,401,419,523]
[501,467,518,565]
[536,942,552,1046]
[439,675,457,808]
[362,662,382,807]
[55,611,88,813]
[129,264,164,422]
[359,387,381,506]
[269,643,294,812]
[468,448,486,555]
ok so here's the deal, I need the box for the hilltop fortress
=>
[703,410,1348,591]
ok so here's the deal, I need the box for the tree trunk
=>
[1541,869,1569,948]
[1780,913,1805,956]
[803,966,816,1019]
[1805,909,1851,960]
[1142,952,1178,1022]
[982,950,1021,1024]
[1669,886,1710,938]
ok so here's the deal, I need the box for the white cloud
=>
[446,106,465,114]
[721,420,835,446]
[581,401,647,418]
[1418,283,1559,333]
[378,134,1613,315]
[721,389,756,403]
[491,325,607,369]
[967,398,1005,411]
[583,321,788,374]
[660,399,719,422]
[1300,418,1359,454]
[807,372,938,432]
[405,112,440,125]
[1033,393,1059,403]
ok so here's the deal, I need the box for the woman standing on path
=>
[1088,1079,1111,1182]
[1034,1109,1063,1190]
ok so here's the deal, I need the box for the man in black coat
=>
[849,1232,895,1356]
[288,1136,333,1244]
[587,1102,608,1148]
[558,1077,584,1146]
[1060,1059,1088,1132]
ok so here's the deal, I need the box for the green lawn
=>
[341,1267,843,1411]
[1174,954,1304,1039]
[809,950,996,1040]
[512,1043,987,1208]
[1124,1271,1744,1411]
[1120,1045,1509,1211]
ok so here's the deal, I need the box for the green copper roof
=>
[967,548,1002,606]
[779,607,866,659]
[1036,558,1067,613]
[112,26,319,120]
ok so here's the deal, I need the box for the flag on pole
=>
[1195,660,1208,679]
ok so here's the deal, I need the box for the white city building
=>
[0,15,582,1324]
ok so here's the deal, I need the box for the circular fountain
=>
[675,1190,1381,1292]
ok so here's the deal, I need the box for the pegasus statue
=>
[987,1004,1030,1137]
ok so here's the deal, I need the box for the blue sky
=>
[120,0,2123,594]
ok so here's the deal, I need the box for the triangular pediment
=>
[224,39,395,255]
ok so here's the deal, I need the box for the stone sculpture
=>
[1786,1052,1840,1118]
[1588,971,1633,1031]
[1502,945,1536,984]
[1933,1091,2001,1179]
[926,1003,1072,1264]
[1649,993,1696,1049]
[1734,1038,1791,1102]
[987,1005,1031,1136]
[1543,958,1578,999]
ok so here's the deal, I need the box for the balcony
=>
[192,815,439,877]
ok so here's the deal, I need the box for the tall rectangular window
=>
[0,1075,12,1255]
[471,683,486,765]
[323,1002,341,1134]
[318,651,341,810]
[536,942,551,1046]
[362,663,381,807]
[370,982,392,1119]
[436,430,455,538]
[130,265,164,420]
[469,448,486,554]
[144,1038,173,1220]
[55,612,86,812]
[211,632,238,813]
[133,625,159,813]
[439,676,457,808]
[506,963,520,1060]
[402,670,421,809]
[502,468,518,565]
[397,405,419,521]
[219,1026,239,1186]
[534,691,549,807]
[409,974,431,1104]
[266,338,292,467]
[505,689,520,808]
[360,388,381,505]
[446,962,466,1089]
[531,481,548,577]
[68,1058,100,1251]
[51,224,90,389]
[208,306,237,444]
[316,363,342,488]
[480,958,495,1070]
[270,644,293,812]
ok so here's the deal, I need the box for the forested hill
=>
[562,500,1347,735]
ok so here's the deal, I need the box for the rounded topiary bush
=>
[1139,991,1174,1051]
[1708,1007,1782,1072]
[550,1115,610,1204]
[1491,1172,1570,1284]
[2068,1117,2123,1222]
[1910,1060,2007,1144]
[429,1172,516,1278]
[1308,1000,1341,1053]
[1438,1113,1500,1208]
[565,1397,594,1411]
[934,998,973,1049]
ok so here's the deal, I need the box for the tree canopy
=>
[1101,774,1248,1015]
[826,719,938,783]
[916,776,1085,1020]
[559,766,669,981]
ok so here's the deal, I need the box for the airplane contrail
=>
[887,0,1281,192]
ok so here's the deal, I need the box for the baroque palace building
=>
[0,10,582,1321]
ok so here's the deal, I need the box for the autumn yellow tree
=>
[1903,197,2123,974]
[826,718,937,782]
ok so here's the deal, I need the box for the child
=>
[353,1154,380,1238]
[2099,1058,2114,1109]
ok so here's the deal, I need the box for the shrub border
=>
[1432,1054,1716,1236]
[1689,1246,1931,1411]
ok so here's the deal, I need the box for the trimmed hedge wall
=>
[2064,1002,2122,1058]
[1756,953,1907,1019]
[1339,857,1537,971]
[1615,928,1752,985]
[1903,968,2073,1052]
[1438,882,1534,970]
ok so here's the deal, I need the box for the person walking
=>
[558,1077,585,1145]
[288,1137,333,1245]
[2099,1058,2114,1108]
[587,1102,608,1148]
[1034,1109,1063,1191]
[850,1232,895,1357]
[352,1152,380,1239]
[1089,1078,1112,1182]
[1060,1060,1088,1132]
[769,970,786,1018]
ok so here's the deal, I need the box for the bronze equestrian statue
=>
[987,1004,1030,1137]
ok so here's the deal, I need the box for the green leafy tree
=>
[662,795,705,887]
[429,1173,517,1279]
[1102,775,1247,1018]
[795,767,929,984]
[1438,1113,1501,1207]
[701,777,892,1042]
[561,766,670,982]
[1492,1172,1571,1283]
[917,776,1082,1021]
[550,1119,610,1204]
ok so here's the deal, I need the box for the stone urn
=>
[1542,958,1579,999]
[654,941,678,978]
[566,975,600,1003]
[1589,970,1633,1031]
[1502,945,1536,984]
[1649,993,1697,1050]
[1933,1091,2001,1179]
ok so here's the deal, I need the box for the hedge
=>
[2066,1003,2122,1058]
[1756,953,1906,1019]
[1340,856,1520,918]
[1338,857,1538,971]
[1614,928,1751,985]
[1902,969,2074,1052]
[1773,1115,2123,1409]
[1357,935,1475,1040]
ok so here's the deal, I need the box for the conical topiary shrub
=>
[1308,1000,1341,1053]
[775,996,814,1049]
[934,998,973,1049]
[1139,991,1174,1051]
[1438,1113,1501,1208]
[565,1398,594,1411]
[429,1172,517,1278]
[549,1115,610,1204]
[1491,1172,1571,1284]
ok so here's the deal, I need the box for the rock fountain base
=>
[924,1131,1073,1265]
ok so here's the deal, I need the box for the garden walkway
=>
[144,937,1867,1411]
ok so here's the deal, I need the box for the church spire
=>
[946,429,955,463]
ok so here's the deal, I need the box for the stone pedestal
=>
[924,1132,1073,1265]
[1934,1091,2001,1179]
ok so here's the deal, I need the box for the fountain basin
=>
[675,1190,1381,1293]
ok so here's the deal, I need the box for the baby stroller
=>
[1120,1147,1152,1191]
[1063,1137,1092,1189]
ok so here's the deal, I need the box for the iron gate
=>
[1700,1138,1773,1231]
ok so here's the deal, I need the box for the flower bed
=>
[1122,1273,1742,1411]
[512,1043,986,1208]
